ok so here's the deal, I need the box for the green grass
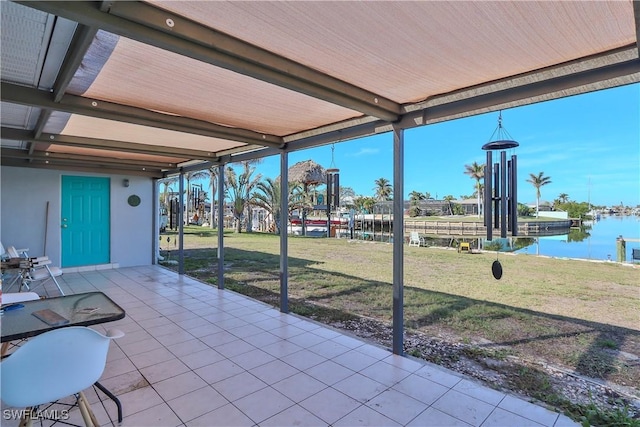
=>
[161,227,640,398]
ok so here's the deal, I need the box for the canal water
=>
[513,215,640,262]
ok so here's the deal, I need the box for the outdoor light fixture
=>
[123,179,130,187]
[482,112,519,240]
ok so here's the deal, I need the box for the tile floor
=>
[1,266,579,426]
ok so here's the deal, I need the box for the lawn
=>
[161,226,640,419]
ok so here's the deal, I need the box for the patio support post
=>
[178,170,185,275]
[217,164,225,289]
[392,124,404,356]
[280,152,289,313]
[153,179,160,263]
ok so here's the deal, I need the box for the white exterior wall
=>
[1,166,154,268]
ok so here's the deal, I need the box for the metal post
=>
[326,173,333,238]
[392,125,404,356]
[217,164,224,289]
[178,171,185,275]
[500,151,507,238]
[280,152,289,313]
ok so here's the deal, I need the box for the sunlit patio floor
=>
[2,266,579,426]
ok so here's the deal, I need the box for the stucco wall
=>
[1,166,155,268]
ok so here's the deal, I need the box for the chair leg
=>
[77,391,99,427]
[18,409,33,427]
[1,342,10,358]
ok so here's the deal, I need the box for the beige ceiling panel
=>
[81,36,360,136]
[149,1,635,104]
[42,144,185,164]
[60,114,245,153]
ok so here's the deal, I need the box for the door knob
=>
[61,224,67,228]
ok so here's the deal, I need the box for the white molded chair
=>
[408,231,424,247]
[1,326,124,427]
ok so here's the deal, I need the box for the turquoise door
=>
[61,176,110,267]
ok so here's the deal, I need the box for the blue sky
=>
[245,83,640,207]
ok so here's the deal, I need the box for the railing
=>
[404,219,572,237]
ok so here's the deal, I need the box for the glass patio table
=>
[1,291,126,422]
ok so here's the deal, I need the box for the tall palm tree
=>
[373,177,392,201]
[557,193,569,204]
[252,177,282,233]
[225,162,262,233]
[527,172,552,218]
[408,191,425,202]
[159,176,178,209]
[205,167,219,229]
[464,161,484,218]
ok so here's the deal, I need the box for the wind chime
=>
[482,112,519,279]
[326,144,340,237]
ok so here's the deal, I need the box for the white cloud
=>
[347,147,380,157]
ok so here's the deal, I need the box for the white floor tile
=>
[185,403,254,426]
[454,379,506,405]
[167,385,228,423]
[153,371,209,401]
[482,407,546,426]
[272,372,328,403]
[365,389,428,425]
[260,404,329,427]
[214,371,268,401]
[333,404,402,427]
[391,373,450,405]
[332,373,388,403]
[408,407,473,427]
[432,389,495,427]
[498,395,560,426]
[299,387,361,425]
[305,360,356,386]
[120,403,183,427]
[233,387,296,424]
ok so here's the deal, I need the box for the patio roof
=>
[1,1,639,177]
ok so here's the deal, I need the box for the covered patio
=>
[1,2,638,425]
[2,266,577,426]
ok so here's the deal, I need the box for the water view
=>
[514,215,640,262]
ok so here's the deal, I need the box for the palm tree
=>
[409,191,425,202]
[252,177,282,233]
[205,167,220,229]
[159,176,178,209]
[557,193,569,204]
[527,172,552,218]
[225,162,262,233]
[373,178,392,201]
[464,161,484,218]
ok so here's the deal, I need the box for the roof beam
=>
[634,0,640,56]
[0,156,164,178]
[34,24,98,147]
[1,82,284,148]
[2,127,217,160]
[1,147,175,169]
[17,1,400,122]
